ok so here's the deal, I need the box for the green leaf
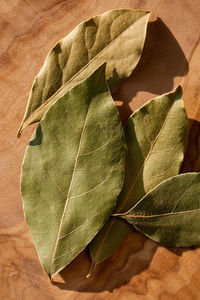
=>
[17,9,150,137]
[89,86,188,267]
[21,64,125,279]
[121,173,200,247]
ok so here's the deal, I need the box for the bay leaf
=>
[21,64,125,279]
[121,173,200,247]
[89,86,188,268]
[17,9,150,137]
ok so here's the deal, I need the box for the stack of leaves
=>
[19,9,200,281]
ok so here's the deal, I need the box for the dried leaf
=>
[122,173,200,247]
[21,65,125,279]
[17,9,150,136]
[89,86,188,267]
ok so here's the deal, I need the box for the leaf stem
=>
[86,261,95,278]
[111,213,125,217]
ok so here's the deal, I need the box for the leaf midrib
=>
[124,208,200,220]
[49,102,90,277]
[93,101,175,262]
[20,14,148,133]
[117,102,175,212]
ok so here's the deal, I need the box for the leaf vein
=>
[69,170,114,199]
[22,14,149,130]
[125,208,200,220]
[79,127,117,156]
[49,100,90,276]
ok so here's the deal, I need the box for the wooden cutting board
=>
[1,1,200,299]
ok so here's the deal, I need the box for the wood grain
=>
[1,0,200,299]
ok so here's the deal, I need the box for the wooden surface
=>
[1,0,200,299]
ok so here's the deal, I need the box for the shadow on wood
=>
[53,232,157,292]
[181,119,200,173]
[113,18,189,122]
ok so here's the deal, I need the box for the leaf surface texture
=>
[89,86,188,265]
[21,65,125,278]
[123,173,200,247]
[18,9,150,136]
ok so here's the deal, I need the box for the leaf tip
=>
[17,123,24,138]
[143,10,151,19]
[17,129,22,138]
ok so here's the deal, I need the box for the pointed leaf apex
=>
[17,126,22,138]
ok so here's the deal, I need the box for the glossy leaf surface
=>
[21,65,125,279]
[123,173,200,247]
[18,9,150,136]
[89,86,188,266]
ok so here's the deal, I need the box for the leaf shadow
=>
[159,119,200,259]
[113,18,189,123]
[167,119,200,257]
[53,231,158,292]
[181,119,200,173]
